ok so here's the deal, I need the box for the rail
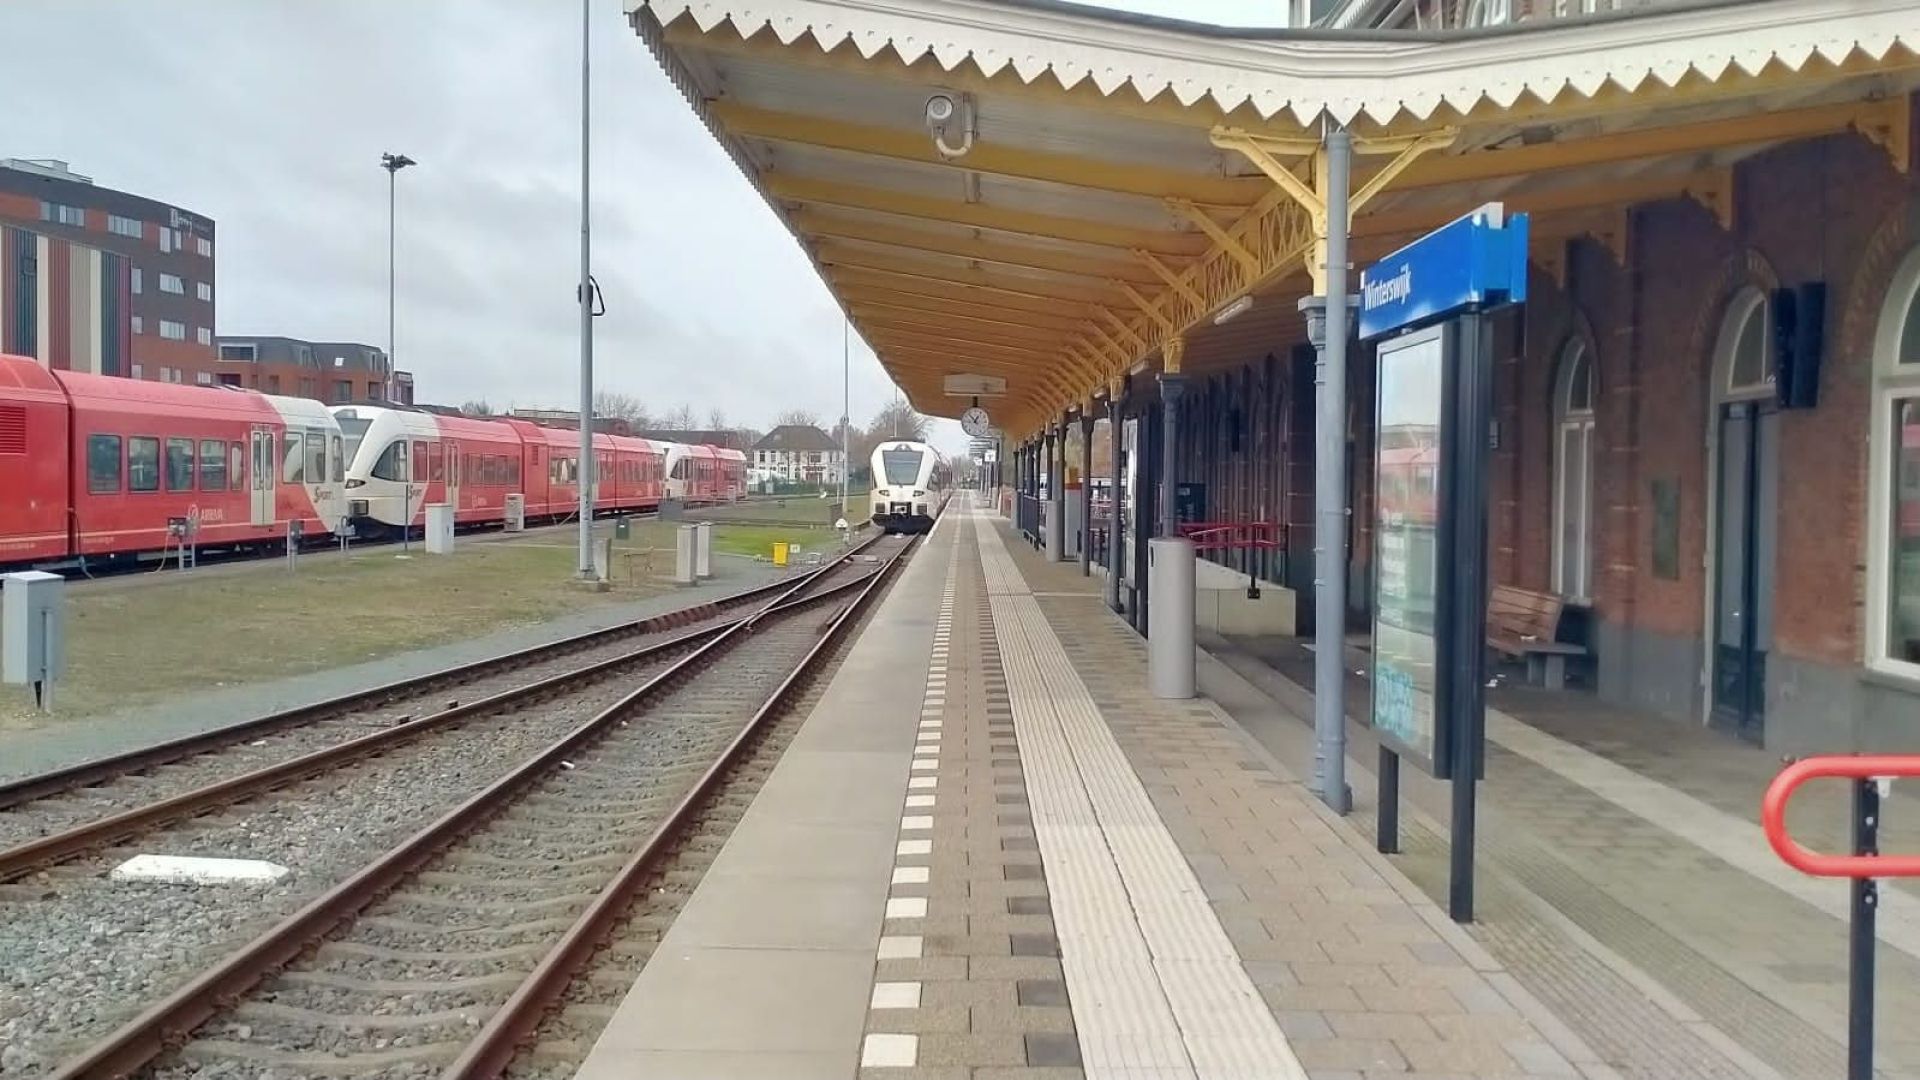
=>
[41,531,920,1080]
[1176,520,1284,553]
[1762,755,1920,1080]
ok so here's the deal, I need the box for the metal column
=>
[1079,410,1095,576]
[1301,125,1354,815]
[1107,393,1126,613]
[1159,373,1186,536]
[1046,420,1065,561]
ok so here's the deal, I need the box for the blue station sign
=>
[1358,203,1530,340]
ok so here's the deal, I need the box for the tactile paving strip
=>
[972,509,1305,1080]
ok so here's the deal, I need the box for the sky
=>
[0,0,1280,456]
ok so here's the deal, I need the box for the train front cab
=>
[870,443,936,535]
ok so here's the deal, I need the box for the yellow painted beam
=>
[1095,307,1147,353]
[1352,167,1726,240]
[849,301,1086,343]
[835,286,1093,334]
[1135,250,1205,309]
[711,101,1265,206]
[857,315,1079,354]
[765,174,1207,258]
[795,209,1161,284]
[830,273,1098,324]
[1166,199,1260,277]
[869,330,1067,363]
[1115,279,1175,335]
[815,239,1128,299]
[817,247,1126,307]
[1392,97,1906,191]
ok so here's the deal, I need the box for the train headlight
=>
[913,489,925,497]
[345,478,366,489]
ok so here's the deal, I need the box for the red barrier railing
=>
[1176,520,1285,553]
[1762,755,1920,1080]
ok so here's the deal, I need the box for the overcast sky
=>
[0,0,1280,456]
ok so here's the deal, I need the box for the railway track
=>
[19,530,917,1080]
[0,532,889,874]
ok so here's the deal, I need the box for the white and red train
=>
[0,354,744,569]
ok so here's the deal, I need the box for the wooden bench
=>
[1487,584,1589,690]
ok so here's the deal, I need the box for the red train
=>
[0,353,745,568]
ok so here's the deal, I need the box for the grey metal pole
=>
[841,318,850,541]
[575,0,595,579]
[387,168,395,405]
[1159,374,1185,536]
[1079,410,1094,576]
[1314,123,1354,814]
[1107,394,1125,612]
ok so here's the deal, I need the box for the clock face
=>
[960,407,993,437]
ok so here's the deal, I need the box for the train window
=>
[165,437,195,491]
[331,435,345,483]
[371,441,407,482]
[128,437,160,492]
[304,431,325,485]
[509,456,521,486]
[87,434,122,494]
[230,443,246,490]
[429,443,445,482]
[282,433,303,484]
[198,439,226,492]
[412,441,426,481]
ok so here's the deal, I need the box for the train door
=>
[443,439,461,509]
[249,428,275,526]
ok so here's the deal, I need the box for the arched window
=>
[1723,288,1775,397]
[1552,339,1596,602]
[1869,251,1920,673]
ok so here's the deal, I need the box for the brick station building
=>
[639,0,1920,753]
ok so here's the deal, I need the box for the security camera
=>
[924,92,974,160]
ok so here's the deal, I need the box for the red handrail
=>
[1176,520,1284,552]
[1762,756,1920,878]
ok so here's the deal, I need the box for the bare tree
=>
[660,403,699,430]
[460,399,494,416]
[594,391,653,429]
[868,399,928,442]
[773,408,822,429]
[707,406,729,430]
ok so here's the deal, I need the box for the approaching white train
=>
[870,440,946,534]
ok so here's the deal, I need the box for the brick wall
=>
[1496,125,1919,675]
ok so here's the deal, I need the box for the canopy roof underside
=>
[631,0,1920,434]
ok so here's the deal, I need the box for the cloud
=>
[1,0,1273,457]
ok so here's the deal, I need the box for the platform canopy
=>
[629,0,1919,436]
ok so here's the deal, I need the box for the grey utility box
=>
[1147,538,1196,700]
[674,525,697,585]
[695,522,714,580]
[3,571,66,700]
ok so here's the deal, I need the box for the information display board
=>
[1371,323,1447,773]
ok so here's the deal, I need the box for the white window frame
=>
[196,281,212,302]
[196,327,212,346]
[1551,338,1597,604]
[108,213,143,238]
[158,273,184,295]
[130,315,143,335]
[159,319,187,341]
[195,236,212,258]
[130,268,142,294]
[1867,249,1920,679]
[1699,286,1778,716]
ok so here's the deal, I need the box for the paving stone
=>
[1023,1032,1083,1067]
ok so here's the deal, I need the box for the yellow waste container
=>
[773,541,790,567]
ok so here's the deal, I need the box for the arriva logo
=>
[1364,265,1412,310]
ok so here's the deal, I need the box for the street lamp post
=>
[379,152,415,407]
[575,0,597,581]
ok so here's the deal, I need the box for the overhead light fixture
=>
[1213,295,1254,325]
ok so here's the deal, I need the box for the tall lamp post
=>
[379,152,415,405]
[839,317,851,543]
[575,0,597,581]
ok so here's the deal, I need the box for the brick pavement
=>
[861,526,1082,1079]
[912,509,1611,1080]
[1213,634,1920,1078]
